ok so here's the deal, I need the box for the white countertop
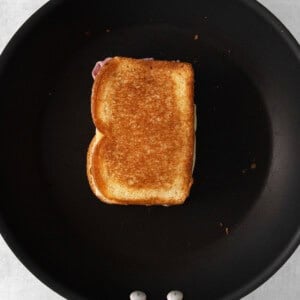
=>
[0,0,299,299]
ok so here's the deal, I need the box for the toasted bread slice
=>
[87,57,194,205]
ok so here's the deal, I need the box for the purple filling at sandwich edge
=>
[92,57,112,79]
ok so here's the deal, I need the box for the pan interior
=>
[40,24,271,259]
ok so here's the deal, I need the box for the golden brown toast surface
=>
[87,57,194,205]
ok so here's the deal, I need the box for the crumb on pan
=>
[225,227,229,235]
[194,34,199,40]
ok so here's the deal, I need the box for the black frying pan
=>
[0,0,299,299]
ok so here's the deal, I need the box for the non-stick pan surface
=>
[0,0,299,299]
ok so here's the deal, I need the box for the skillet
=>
[0,0,299,299]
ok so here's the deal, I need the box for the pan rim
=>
[0,0,299,299]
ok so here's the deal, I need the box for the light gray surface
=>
[0,0,299,299]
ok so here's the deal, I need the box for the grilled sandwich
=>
[87,57,194,205]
